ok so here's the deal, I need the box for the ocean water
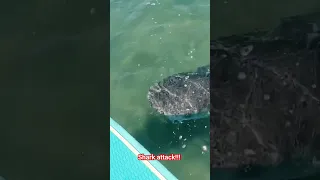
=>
[110,0,210,179]
[110,0,320,179]
[0,0,320,180]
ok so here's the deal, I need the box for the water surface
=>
[110,0,210,179]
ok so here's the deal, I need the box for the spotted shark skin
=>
[147,69,210,123]
[210,12,320,179]
[147,11,320,179]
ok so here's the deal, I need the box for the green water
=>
[110,0,320,179]
[110,0,210,179]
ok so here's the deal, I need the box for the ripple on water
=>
[110,0,210,179]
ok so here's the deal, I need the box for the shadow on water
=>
[132,110,210,155]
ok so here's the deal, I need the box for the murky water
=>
[211,0,320,38]
[110,0,210,179]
